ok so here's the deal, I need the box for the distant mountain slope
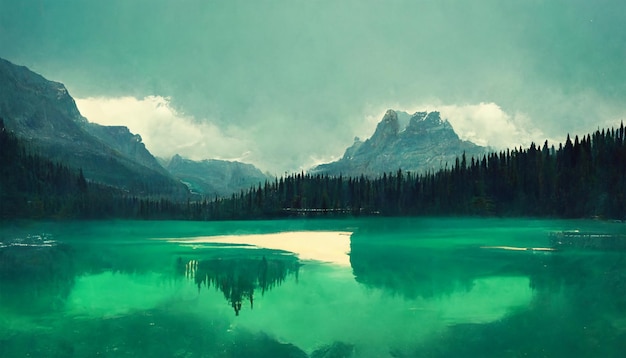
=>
[311,110,488,177]
[165,154,272,198]
[0,57,187,196]
[83,123,170,176]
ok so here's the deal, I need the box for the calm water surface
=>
[1,218,626,357]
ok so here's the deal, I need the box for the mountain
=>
[83,123,169,175]
[311,109,488,177]
[165,154,272,198]
[0,57,187,196]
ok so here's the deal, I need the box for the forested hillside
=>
[1,118,89,218]
[2,116,626,220]
[203,124,626,220]
[0,118,184,219]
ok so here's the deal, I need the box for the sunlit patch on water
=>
[164,231,353,266]
[481,245,555,252]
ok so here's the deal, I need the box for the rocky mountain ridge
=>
[0,57,186,196]
[0,57,270,198]
[164,154,272,198]
[311,109,488,177]
[1,57,489,198]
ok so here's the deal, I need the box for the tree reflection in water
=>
[178,250,300,315]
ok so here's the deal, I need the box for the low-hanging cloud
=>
[77,97,554,173]
[7,0,618,173]
[75,96,250,163]
[436,103,549,149]
[360,102,553,151]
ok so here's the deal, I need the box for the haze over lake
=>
[2,218,626,357]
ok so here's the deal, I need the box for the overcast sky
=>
[1,0,625,174]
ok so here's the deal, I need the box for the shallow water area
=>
[2,217,626,357]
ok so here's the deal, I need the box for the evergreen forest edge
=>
[2,117,626,221]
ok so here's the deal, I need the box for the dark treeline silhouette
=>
[199,122,626,220]
[1,117,193,219]
[3,116,626,220]
[1,118,89,218]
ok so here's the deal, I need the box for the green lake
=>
[2,218,626,357]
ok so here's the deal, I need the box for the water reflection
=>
[350,238,544,300]
[0,234,76,313]
[348,226,626,356]
[404,251,626,357]
[3,219,626,357]
[178,249,300,316]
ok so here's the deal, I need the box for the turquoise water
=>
[1,218,626,357]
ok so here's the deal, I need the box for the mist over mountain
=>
[311,110,489,177]
[0,57,278,199]
[164,154,272,198]
[0,57,186,196]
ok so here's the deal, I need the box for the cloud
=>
[75,97,559,174]
[437,103,548,149]
[359,102,552,152]
[75,96,250,162]
[387,102,549,150]
[12,0,618,174]
[75,95,359,174]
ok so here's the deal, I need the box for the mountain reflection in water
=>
[178,251,300,316]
